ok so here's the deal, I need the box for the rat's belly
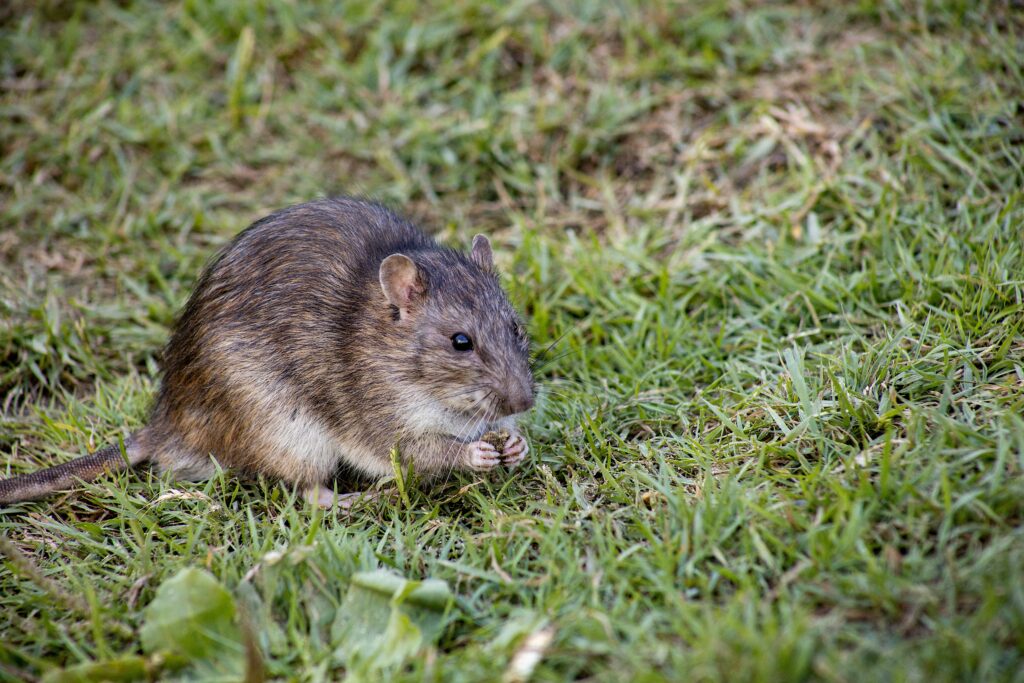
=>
[258,406,391,482]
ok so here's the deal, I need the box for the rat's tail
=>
[0,437,144,505]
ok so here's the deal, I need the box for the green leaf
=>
[140,568,242,664]
[331,570,455,674]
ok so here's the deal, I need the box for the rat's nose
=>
[508,395,533,415]
[507,385,535,415]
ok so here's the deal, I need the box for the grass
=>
[1,0,1023,680]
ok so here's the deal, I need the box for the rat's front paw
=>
[501,433,529,468]
[464,440,501,471]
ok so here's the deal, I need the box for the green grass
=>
[2,0,1023,680]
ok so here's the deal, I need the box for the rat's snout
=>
[505,378,535,415]
[508,392,534,415]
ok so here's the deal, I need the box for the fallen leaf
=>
[140,568,242,668]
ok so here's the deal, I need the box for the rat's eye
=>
[451,333,474,351]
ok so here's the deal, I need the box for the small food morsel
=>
[481,430,511,453]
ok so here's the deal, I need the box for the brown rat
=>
[0,198,535,508]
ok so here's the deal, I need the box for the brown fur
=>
[0,198,534,505]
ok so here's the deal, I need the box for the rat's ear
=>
[471,234,494,271]
[380,253,427,318]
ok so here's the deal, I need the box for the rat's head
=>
[379,235,535,422]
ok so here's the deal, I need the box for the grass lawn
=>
[2,0,1023,680]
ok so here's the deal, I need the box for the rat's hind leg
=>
[159,450,218,481]
[138,427,218,482]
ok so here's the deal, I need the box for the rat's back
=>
[181,198,432,327]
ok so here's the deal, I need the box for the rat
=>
[0,198,535,508]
